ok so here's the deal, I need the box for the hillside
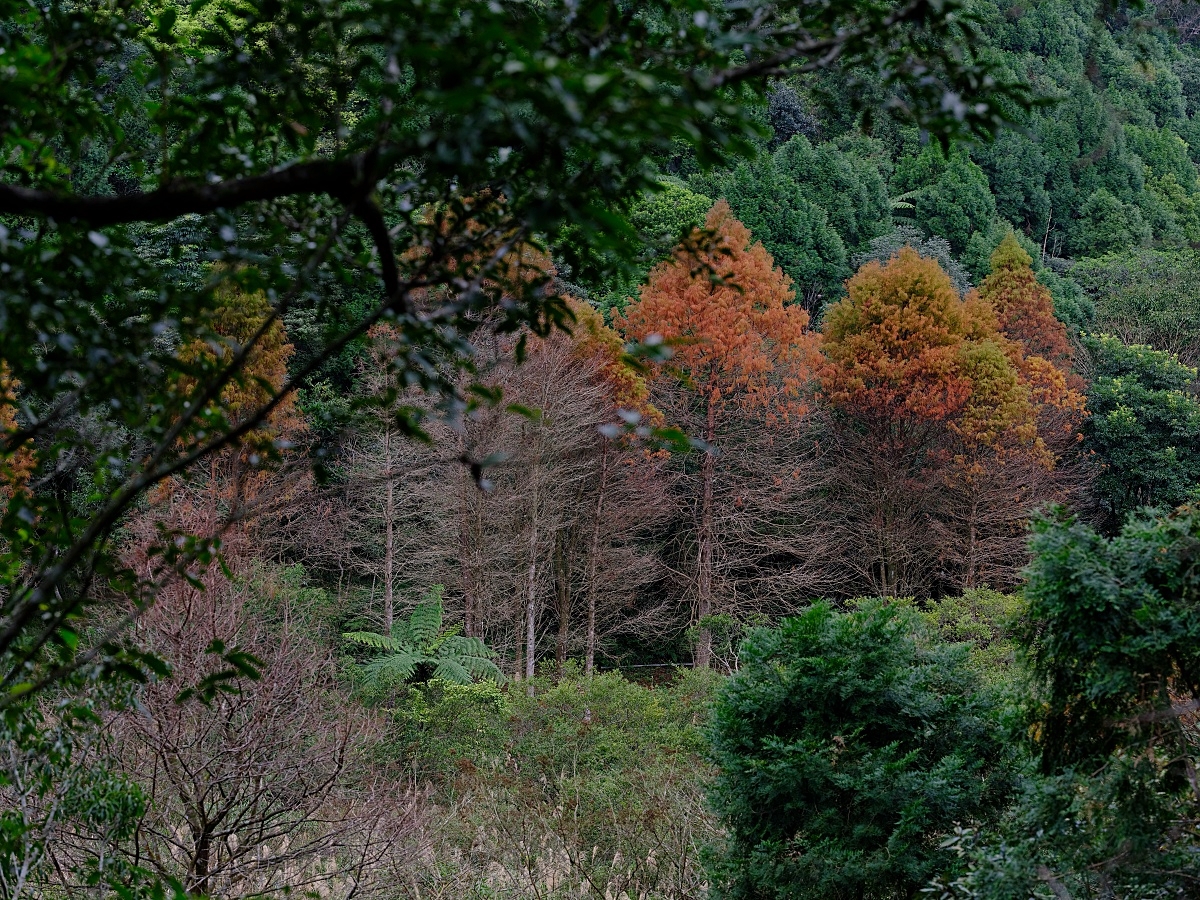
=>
[1,0,1200,898]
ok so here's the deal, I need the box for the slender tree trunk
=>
[695,394,716,670]
[964,488,979,591]
[458,434,477,637]
[524,478,540,694]
[190,821,212,896]
[381,426,395,633]
[554,533,571,679]
[584,439,610,677]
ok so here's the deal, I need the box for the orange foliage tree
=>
[0,363,34,502]
[977,234,1075,372]
[132,279,306,601]
[817,247,1081,596]
[621,201,816,667]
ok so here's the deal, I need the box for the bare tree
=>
[55,568,424,900]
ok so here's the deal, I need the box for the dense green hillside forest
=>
[2,0,1200,897]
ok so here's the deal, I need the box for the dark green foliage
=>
[939,507,1200,899]
[581,180,716,315]
[1036,267,1094,331]
[694,159,850,305]
[1073,247,1200,365]
[1023,506,1200,778]
[893,144,997,255]
[972,129,1052,234]
[773,135,891,251]
[707,601,1013,900]
[767,85,820,149]
[1072,188,1153,256]
[1079,335,1200,531]
[345,587,503,687]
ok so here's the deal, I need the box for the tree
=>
[345,586,503,687]
[621,201,817,667]
[695,160,849,309]
[976,234,1075,373]
[341,325,456,633]
[944,506,1200,899]
[1073,247,1200,367]
[563,300,674,676]
[853,225,972,295]
[707,601,1013,900]
[1072,188,1153,256]
[767,84,820,149]
[127,281,310,622]
[76,567,421,900]
[892,144,997,254]
[816,248,1081,596]
[0,0,1025,710]
[173,278,307,503]
[1079,334,1200,532]
[772,134,891,252]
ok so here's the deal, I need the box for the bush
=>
[707,600,1014,900]
[395,669,723,898]
[385,679,511,785]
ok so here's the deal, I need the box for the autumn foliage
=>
[815,247,1084,595]
[978,234,1075,372]
[176,280,304,460]
[132,280,308,610]
[0,362,34,501]
[622,201,815,425]
[621,202,817,666]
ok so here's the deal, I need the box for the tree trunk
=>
[584,439,610,677]
[964,489,979,591]
[458,434,478,637]
[695,394,716,670]
[554,533,571,679]
[189,821,213,896]
[524,479,540,694]
[381,425,395,633]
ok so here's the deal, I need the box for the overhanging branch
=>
[0,156,368,227]
[0,150,403,297]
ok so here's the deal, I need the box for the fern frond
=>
[362,652,421,683]
[408,601,444,650]
[389,621,415,646]
[432,658,472,685]
[890,189,922,210]
[343,631,406,652]
[442,635,497,659]
[460,655,504,682]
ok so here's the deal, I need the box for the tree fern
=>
[344,586,502,687]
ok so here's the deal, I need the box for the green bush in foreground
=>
[932,505,1200,899]
[707,600,1014,900]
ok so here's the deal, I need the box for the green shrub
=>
[707,600,1014,900]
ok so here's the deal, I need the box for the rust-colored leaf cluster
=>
[0,362,34,500]
[621,201,817,429]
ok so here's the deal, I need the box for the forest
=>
[2,0,1200,897]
